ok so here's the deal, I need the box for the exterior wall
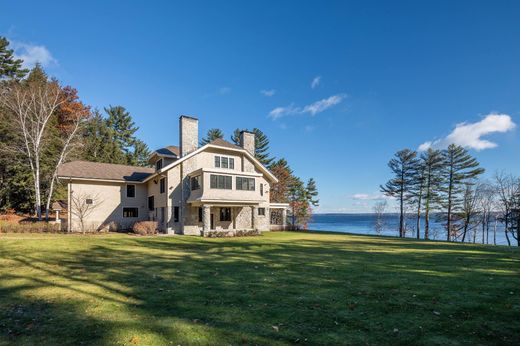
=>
[146,173,169,231]
[68,180,147,232]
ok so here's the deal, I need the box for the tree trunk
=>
[493,218,497,245]
[416,195,422,239]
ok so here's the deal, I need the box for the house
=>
[57,116,288,235]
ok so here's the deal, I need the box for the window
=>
[174,206,179,222]
[86,198,93,205]
[160,177,166,194]
[220,207,231,221]
[236,177,255,191]
[123,207,138,218]
[191,175,201,190]
[126,184,136,198]
[148,196,154,211]
[260,183,264,196]
[221,156,228,169]
[156,159,163,171]
[258,207,266,216]
[214,156,234,170]
[210,174,232,189]
[198,207,203,222]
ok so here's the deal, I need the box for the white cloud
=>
[11,40,57,68]
[419,113,516,151]
[268,94,345,120]
[352,193,389,201]
[311,76,321,89]
[260,89,276,97]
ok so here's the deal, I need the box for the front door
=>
[210,214,214,230]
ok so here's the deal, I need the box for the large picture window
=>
[236,177,255,191]
[210,174,232,189]
[220,207,231,222]
[123,207,138,218]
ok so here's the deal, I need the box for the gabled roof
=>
[152,145,179,158]
[209,138,242,150]
[58,161,154,182]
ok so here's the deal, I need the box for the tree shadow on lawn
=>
[1,234,520,345]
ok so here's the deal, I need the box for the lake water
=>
[308,213,510,246]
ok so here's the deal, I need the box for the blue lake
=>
[308,213,510,246]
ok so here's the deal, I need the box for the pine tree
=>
[0,37,28,80]
[82,111,126,164]
[231,128,274,166]
[410,159,426,239]
[306,178,319,207]
[440,144,484,241]
[128,139,151,167]
[200,128,224,146]
[105,105,138,156]
[381,149,418,237]
[421,148,444,239]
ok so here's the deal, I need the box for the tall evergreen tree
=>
[420,148,444,239]
[410,159,426,239]
[82,110,126,164]
[305,178,319,207]
[104,105,150,166]
[440,144,484,241]
[0,37,28,80]
[231,128,274,166]
[200,128,224,146]
[381,149,418,237]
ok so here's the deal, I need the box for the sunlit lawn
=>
[1,231,519,345]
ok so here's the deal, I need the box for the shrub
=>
[235,229,261,237]
[132,221,158,236]
[203,229,262,238]
[0,221,62,234]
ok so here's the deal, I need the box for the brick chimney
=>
[179,115,198,157]
[239,130,255,155]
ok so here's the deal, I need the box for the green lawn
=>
[0,232,519,345]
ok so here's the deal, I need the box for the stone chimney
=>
[239,130,255,156]
[179,115,198,157]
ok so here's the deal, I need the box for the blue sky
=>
[2,1,519,212]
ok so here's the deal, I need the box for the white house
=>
[58,116,288,235]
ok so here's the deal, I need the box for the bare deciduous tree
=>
[373,200,387,235]
[494,172,520,246]
[458,183,481,243]
[0,80,65,219]
[70,191,102,233]
[476,181,496,244]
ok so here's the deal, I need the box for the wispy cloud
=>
[260,89,276,97]
[352,193,390,201]
[419,113,516,151]
[11,40,57,68]
[268,93,345,120]
[311,76,321,89]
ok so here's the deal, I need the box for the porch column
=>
[232,207,236,229]
[203,205,211,232]
[251,206,258,230]
[282,208,287,230]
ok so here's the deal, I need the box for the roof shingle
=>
[58,161,154,182]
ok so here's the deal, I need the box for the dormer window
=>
[156,158,163,171]
[214,156,234,170]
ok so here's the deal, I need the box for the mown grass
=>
[0,232,519,345]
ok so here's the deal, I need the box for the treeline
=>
[0,37,151,218]
[200,128,319,228]
[381,144,520,246]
